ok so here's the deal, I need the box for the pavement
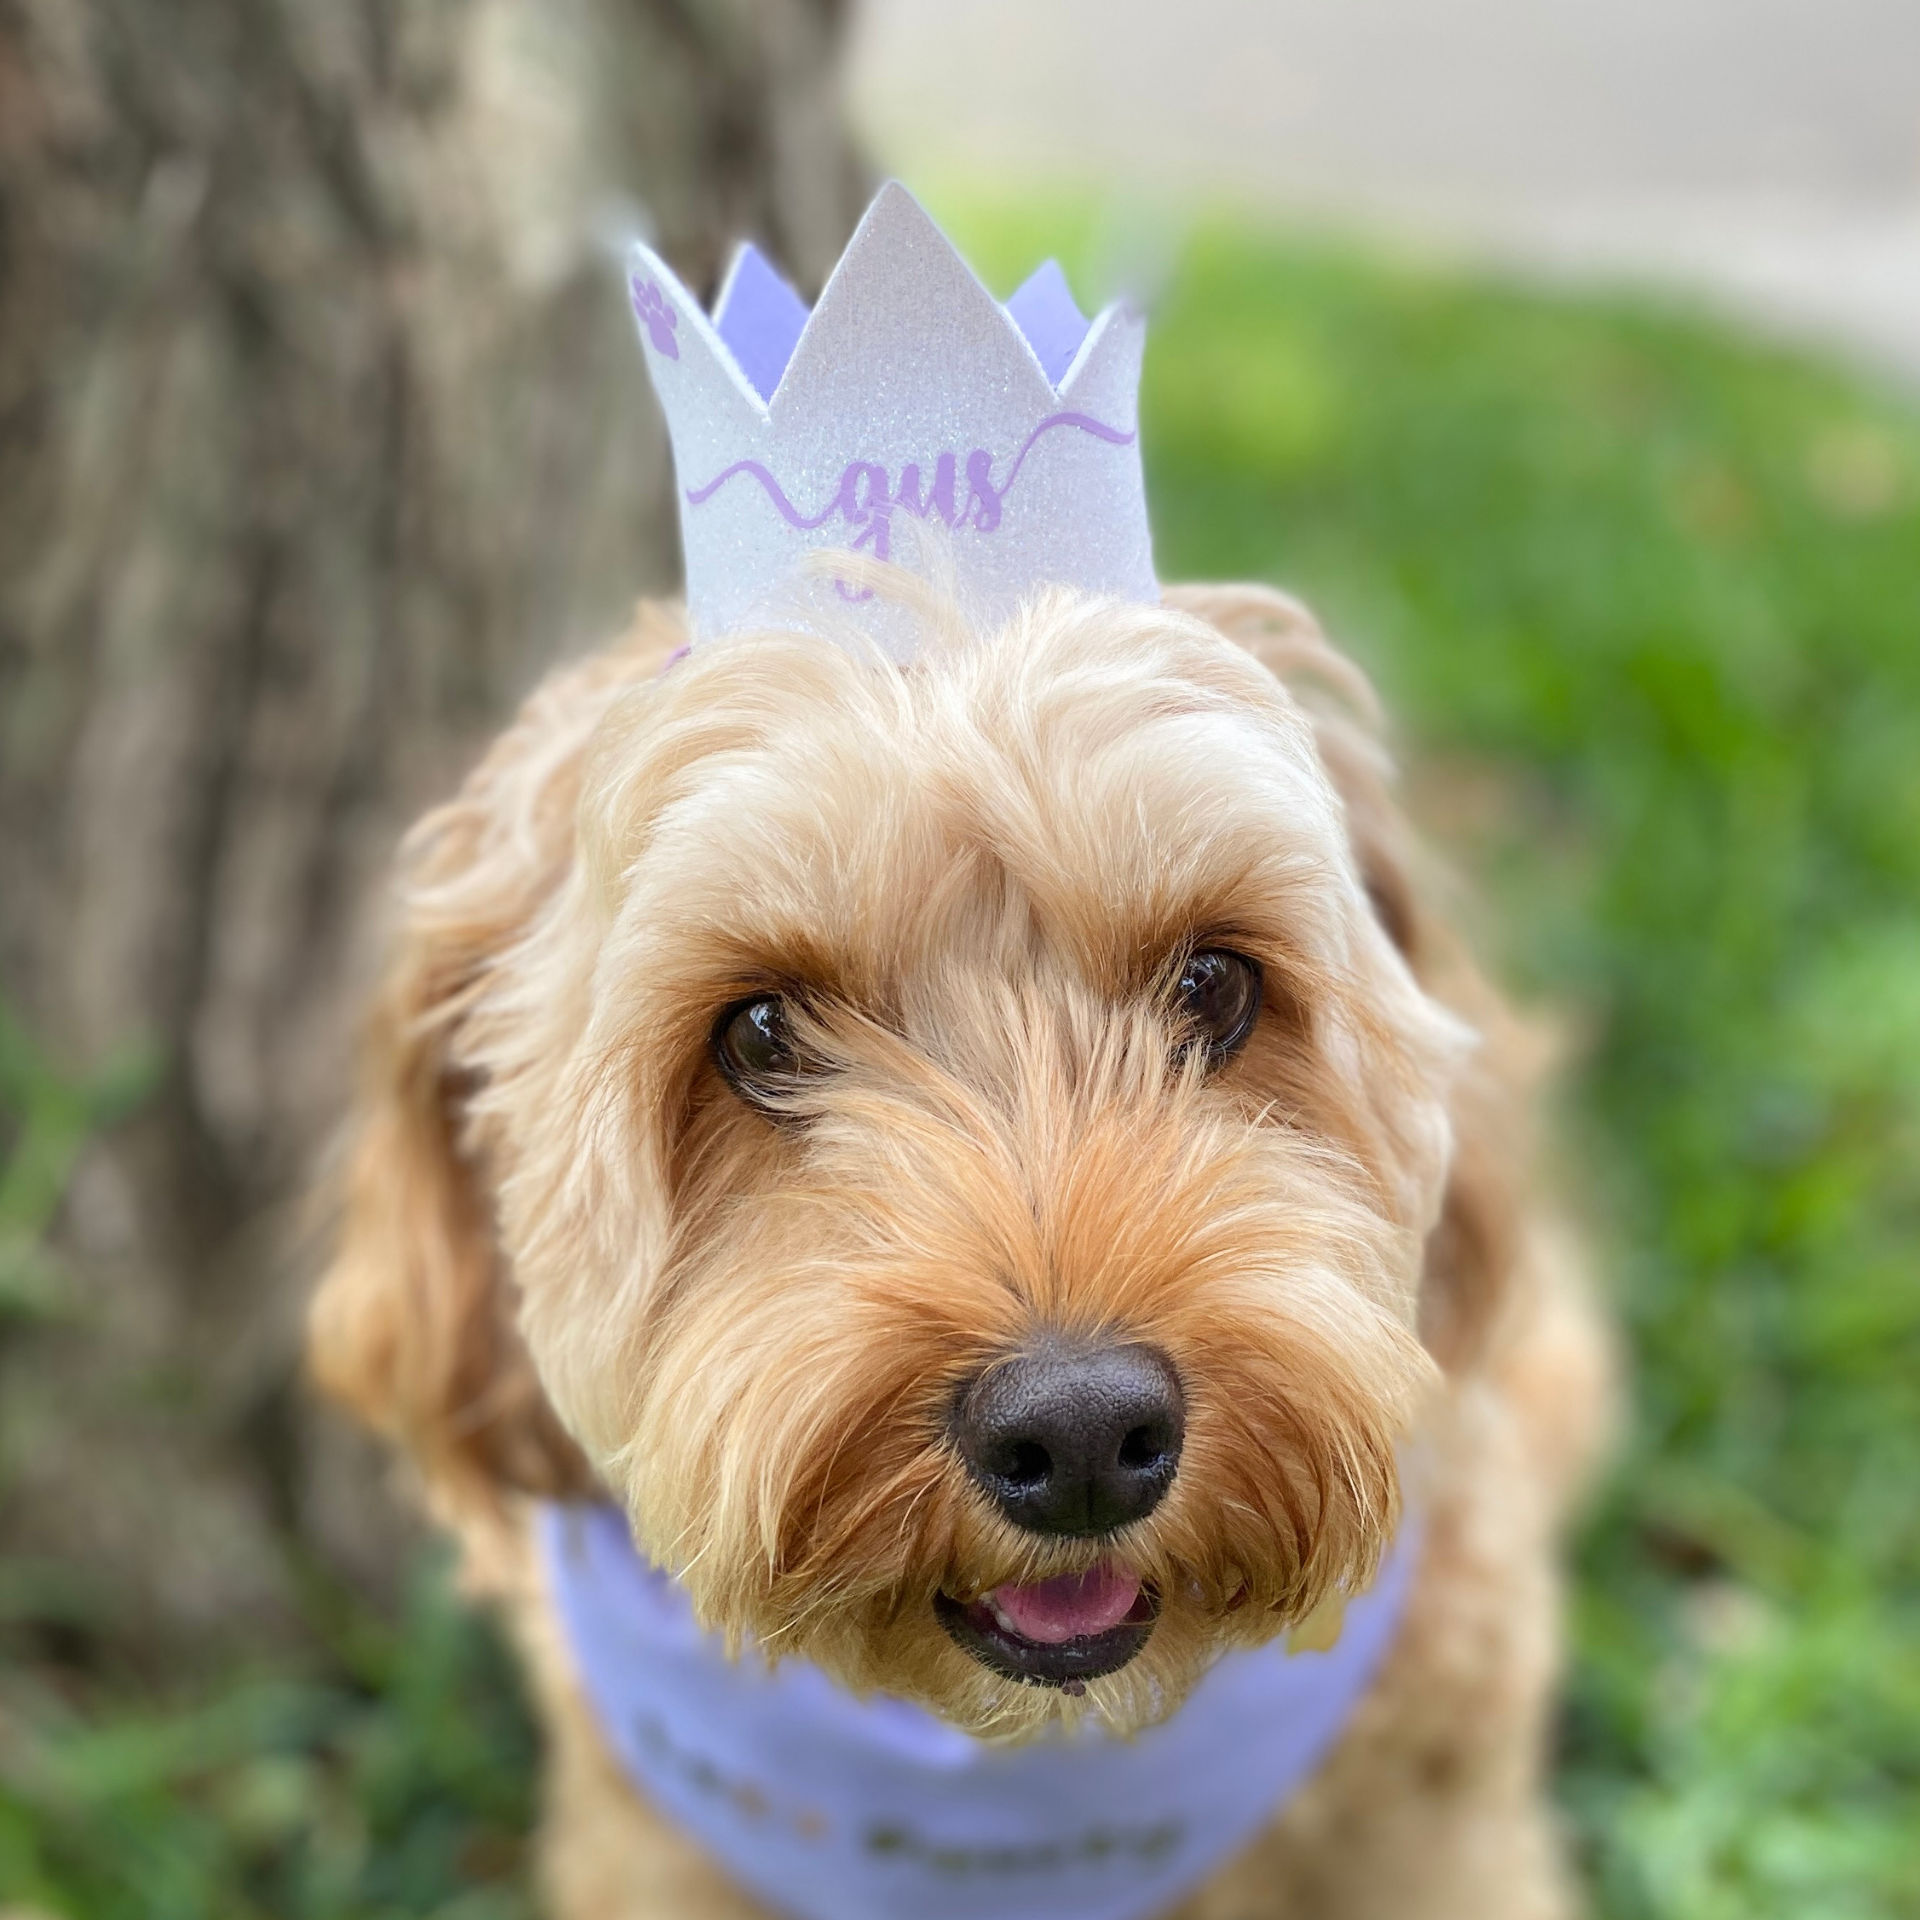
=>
[849,0,1920,384]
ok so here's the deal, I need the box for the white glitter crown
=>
[626,182,1157,658]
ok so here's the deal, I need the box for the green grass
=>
[0,1556,538,1919]
[6,201,1920,1916]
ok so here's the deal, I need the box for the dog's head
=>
[313,584,1476,1737]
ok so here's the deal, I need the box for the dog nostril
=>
[953,1339,1186,1539]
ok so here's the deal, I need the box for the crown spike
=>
[713,244,811,404]
[771,182,1057,430]
[1057,303,1146,417]
[1006,260,1092,388]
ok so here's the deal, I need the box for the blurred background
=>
[1,3,1915,1916]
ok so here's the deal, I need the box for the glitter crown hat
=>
[626,182,1158,659]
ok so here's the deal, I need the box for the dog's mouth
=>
[935,1563,1157,1692]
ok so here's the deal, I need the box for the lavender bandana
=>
[539,1503,1418,1920]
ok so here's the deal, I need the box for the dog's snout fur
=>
[954,1338,1186,1537]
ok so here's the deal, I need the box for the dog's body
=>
[312,582,1610,1920]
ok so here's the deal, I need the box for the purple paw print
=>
[630,277,680,359]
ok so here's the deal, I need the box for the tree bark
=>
[0,0,866,1663]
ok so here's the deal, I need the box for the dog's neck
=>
[538,1502,1420,1920]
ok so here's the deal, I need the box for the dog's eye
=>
[712,995,807,1104]
[1172,949,1263,1063]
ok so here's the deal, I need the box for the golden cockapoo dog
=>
[311,575,1610,1919]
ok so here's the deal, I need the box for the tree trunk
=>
[0,0,866,1665]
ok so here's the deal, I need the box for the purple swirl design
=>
[684,411,1135,534]
[684,461,835,527]
[997,410,1135,490]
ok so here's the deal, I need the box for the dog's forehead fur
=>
[571,598,1404,1062]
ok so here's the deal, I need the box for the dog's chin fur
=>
[311,581,1510,1742]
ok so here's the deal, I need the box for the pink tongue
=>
[990,1565,1141,1645]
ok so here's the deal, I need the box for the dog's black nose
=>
[954,1340,1185,1537]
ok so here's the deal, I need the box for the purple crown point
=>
[1005,259,1092,388]
[714,243,812,404]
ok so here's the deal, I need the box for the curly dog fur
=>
[311,578,1611,1918]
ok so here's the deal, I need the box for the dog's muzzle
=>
[939,1338,1183,1688]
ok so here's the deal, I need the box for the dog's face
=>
[359,593,1466,1738]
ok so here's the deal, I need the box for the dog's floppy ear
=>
[1165,583,1538,1373]
[308,608,684,1528]
[308,916,592,1529]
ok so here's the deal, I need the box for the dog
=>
[311,574,1611,1919]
